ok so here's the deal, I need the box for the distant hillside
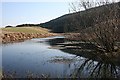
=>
[40,2,120,33]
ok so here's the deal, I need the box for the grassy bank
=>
[0,27,58,43]
[1,27,50,34]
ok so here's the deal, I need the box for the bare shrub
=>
[69,0,120,54]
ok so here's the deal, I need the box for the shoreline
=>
[1,32,59,44]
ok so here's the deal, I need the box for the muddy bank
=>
[1,32,58,43]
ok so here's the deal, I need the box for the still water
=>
[1,36,120,78]
[1,36,80,78]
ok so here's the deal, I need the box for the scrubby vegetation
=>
[5,25,13,28]
[16,24,39,27]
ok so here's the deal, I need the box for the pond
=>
[1,36,120,78]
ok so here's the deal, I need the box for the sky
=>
[1,2,70,27]
[0,0,119,27]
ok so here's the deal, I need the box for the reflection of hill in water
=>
[48,38,120,78]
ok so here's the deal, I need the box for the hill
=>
[2,27,50,34]
[39,2,120,33]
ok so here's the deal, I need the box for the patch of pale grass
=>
[1,26,50,34]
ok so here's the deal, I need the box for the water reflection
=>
[49,38,120,78]
[1,36,79,78]
[72,59,120,78]
[48,36,65,46]
[1,36,120,78]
